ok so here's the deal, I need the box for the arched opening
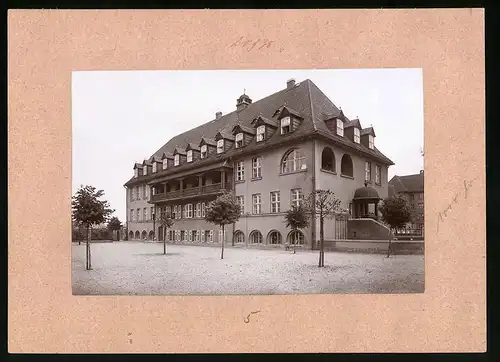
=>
[249,230,263,244]
[141,230,147,240]
[267,230,282,245]
[341,154,354,177]
[135,231,140,239]
[321,147,336,172]
[148,230,154,240]
[281,148,306,174]
[234,230,245,244]
[288,230,305,245]
[129,231,134,240]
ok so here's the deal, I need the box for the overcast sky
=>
[72,69,423,221]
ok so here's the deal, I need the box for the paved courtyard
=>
[72,242,424,295]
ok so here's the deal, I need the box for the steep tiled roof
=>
[199,137,217,147]
[233,124,256,135]
[133,163,143,169]
[173,147,186,155]
[186,142,200,151]
[389,172,424,193]
[124,79,394,186]
[345,118,361,129]
[361,127,376,137]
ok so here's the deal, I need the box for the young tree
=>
[204,191,241,259]
[72,185,114,270]
[158,214,175,255]
[107,217,122,241]
[379,196,412,257]
[304,190,345,267]
[284,205,309,254]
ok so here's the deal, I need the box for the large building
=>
[388,171,425,233]
[124,78,394,248]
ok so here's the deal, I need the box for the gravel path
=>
[72,242,424,295]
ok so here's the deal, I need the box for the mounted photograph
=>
[72,69,424,295]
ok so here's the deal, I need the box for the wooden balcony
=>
[150,182,232,203]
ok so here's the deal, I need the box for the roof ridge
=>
[306,79,317,131]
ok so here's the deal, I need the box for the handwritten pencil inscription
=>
[437,176,479,232]
[243,309,261,323]
[229,37,284,53]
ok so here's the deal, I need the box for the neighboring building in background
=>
[124,78,394,247]
[388,170,424,233]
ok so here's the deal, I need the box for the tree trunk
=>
[221,225,225,260]
[387,228,393,258]
[293,228,296,254]
[319,216,324,267]
[88,226,92,270]
[163,227,167,255]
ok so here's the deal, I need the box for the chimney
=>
[216,111,222,120]
[286,78,296,89]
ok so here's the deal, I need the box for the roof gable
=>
[199,137,217,147]
[185,142,200,152]
[232,124,256,135]
[173,148,187,156]
[344,118,362,129]
[214,131,235,142]
[361,127,376,137]
[133,163,143,169]
[251,115,278,128]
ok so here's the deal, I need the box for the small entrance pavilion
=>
[352,182,382,220]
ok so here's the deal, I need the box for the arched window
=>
[234,230,245,243]
[249,230,263,244]
[148,231,154,240]
[141,230,147,240]
[135,231,140,239]
[321,147,336,172]
[281,148,306,174]
[340,154,354,177]
[267,230,282,245]
[288,230,305,245]
[129,231,134,240]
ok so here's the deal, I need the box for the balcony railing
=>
[150,182,231,202]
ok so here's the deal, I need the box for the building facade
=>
[124,78,394,247]
[388,171,425,233]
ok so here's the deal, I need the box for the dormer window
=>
[134,168,138,178]
[174,154,180,166]
[281,116,291,134]
[354,128,360,144]
[200,145,207,159]
[143,166,148,175]
[187,150,193,162]
[235,133,244,148]
[256,125,265,142]
[217,139,224,154]
[163,158,168,169]
[336,119,344,137]
[152,163,157,173]
[368,135,374,149]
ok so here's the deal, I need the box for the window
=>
[208,230,214,243]
[165,205,171,217]
[368,135,374,150]
[143,208,147,221]
[201,202,206,217]
[150,207,154,220]
[252,157,262,179]
[152,162,157,173]
[129,189,133,201]
[217,139,224,154]
[321,147,336,172]
[365,161,371,181]
[201,231,206,242]
[219,230,227,243]
[348,203,353,216]
[336,119,344,136]
[187,150,193,162]
[256,125,265,142]
[410,194,414,202]
[136,186,140,199]
[236,161,245,181]
[188,230,193,242]
[250,231,263,244]
[289,230,304,245]
[195,230,201,242]
[174,154,180,166]
[375,165,381,184]
[236,196,244,214]
[175,230,180,242]
[130,209,134,221]
[143,184,147,198]
[281,148,306,173]
[177,205,182,219]
[280,116,291,134]
[235,133,244,148]
[137,208,141,221]
[291,188,303,207]
[195,203,201,218]
[185,204,193,218]
[234,231,245,243]
[340,154,354,177]
[200,145,207,159]
[354,128,360,143]
[143,166,148,175]
[268,231,282,244]
[134,168,139,178]
[180,230,186,241]
[270,191,280,213]
[252,193,262,214]
[163,158,168,169]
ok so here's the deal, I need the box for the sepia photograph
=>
[72,69,424,295]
